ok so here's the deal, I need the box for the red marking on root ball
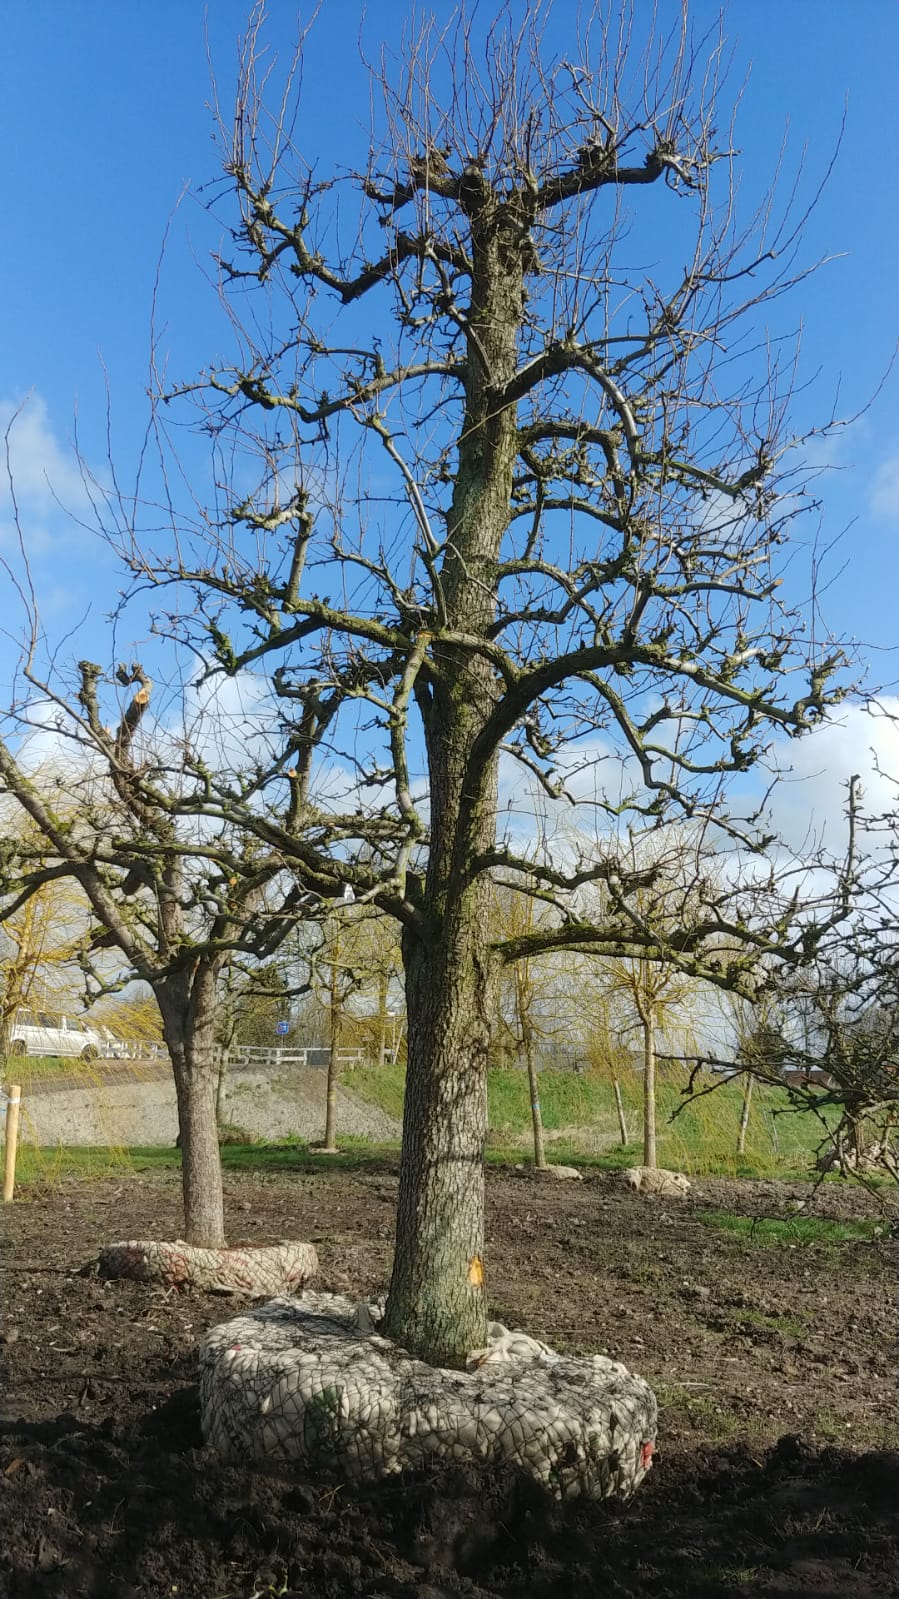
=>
[640,1441,655,1469]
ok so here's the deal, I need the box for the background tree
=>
[575,941,702,1168]
[0,646,356,1246]
[316,912,354,1152]
[728,996,790,1156]
[490,880,578,1169]
[726,961,899,1176]
[0,828,89,1067]
[40,8,850,1362]
[574,823,738,1166]
[319,909,405,1069]
[215,957,295,1054]
[93,987,165,1053]
[581,1010,634,1149]
[308,904,406,1146]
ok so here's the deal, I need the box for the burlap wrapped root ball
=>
[200,1293,657,1500]
[623,1166,691,1197]
[96,1239,319,1295]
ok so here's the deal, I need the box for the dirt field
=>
[1,1159,896,1598]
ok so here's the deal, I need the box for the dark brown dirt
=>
[1,1159,896,1598]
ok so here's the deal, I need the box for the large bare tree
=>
[78,6,851,1361]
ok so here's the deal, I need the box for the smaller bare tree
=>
[0,645,351,1245]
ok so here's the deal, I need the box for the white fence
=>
[233,1046,366,1070]
[106,1039,165,1061]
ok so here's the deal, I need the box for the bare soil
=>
[1,1159,896,1598]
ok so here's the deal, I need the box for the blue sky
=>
[2,2,899,833]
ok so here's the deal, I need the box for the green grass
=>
[654,1382,744,1440]
[7,1058,884,1192]
[344,1063,841,1180]
[692,1565,762,1591]
[10,1138,401,1188]
[221,1138,399,1175]
[343,1061,408,1122]
[9,1135,897,1209]
[3,1054,105,1084]
[696,1209,886,1246]
[13,1142,160,1185]
[813,1409,845,1441]
[486,1067,620,1139]
[344,1060,625,1138]
[737,1307,808,1337]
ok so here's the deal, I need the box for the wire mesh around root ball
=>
[200,1292,657,1500]
[95,1239,319,1295]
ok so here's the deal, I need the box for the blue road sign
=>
[275,1020,290,1036]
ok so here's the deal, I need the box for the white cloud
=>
[765,698,899,856]
[0,392,89,511]
[869,447,899,522]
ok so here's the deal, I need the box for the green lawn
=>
[2,1055,101,1084]
[10,1139,403,1187]
[3,1057,855,1190]
[344,1063,835,1180]
[696,1209,889,1246]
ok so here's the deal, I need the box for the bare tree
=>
[0,645,346,1245]
[318,912,358,1152]
[490,881,557,1169]
[0,817,90,1066]
[73,7,852,1361]
[575,828,715,1167]
[671,764,896,1178]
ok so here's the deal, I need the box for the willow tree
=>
[0,819,89,1067]
[104,7,847,1364]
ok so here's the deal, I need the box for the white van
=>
[9,1010,109,1062]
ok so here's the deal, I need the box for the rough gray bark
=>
[216,1052,228,1128]
[383,176,525,1365]
[385,894,496,1366]
[157,962,225,1248]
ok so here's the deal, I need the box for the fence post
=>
[3,1085,22,1203]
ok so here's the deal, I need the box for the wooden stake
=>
[3,1084,21,1202]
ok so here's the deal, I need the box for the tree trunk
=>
[613,1077,629,1147]
[322,927,340,1151]
[384,904,495,1368]
[524,1028,547,1170]
[768,1108,779,1155]
[156,966,225,1247]
[376,969,390,1070]
[642,1010,657,1169]
[384,181,523,1367]
[737,1072,754,1155]
[216,1049,229,1127]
